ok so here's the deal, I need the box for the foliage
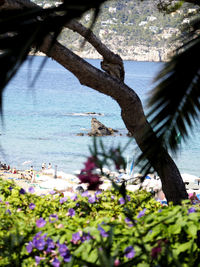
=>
[34,0,188,54]
[146,0,200,156]
[0,0,107,109]
[0,178,200,266]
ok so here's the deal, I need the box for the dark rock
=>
[76,133,84,136]
[88,118,117,136]
[85,112,103,116]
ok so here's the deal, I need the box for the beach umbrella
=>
[129,158,135,176]
[42,168,55,175]
[36,175,50,181]
[22,160,32,165]
[126,184,141,192]
[146,179,162,191]
[40,179,73,190]
[99,183,112,191]
[57,171,77,180]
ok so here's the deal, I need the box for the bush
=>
[0,178,200,266]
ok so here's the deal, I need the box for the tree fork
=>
[0,0,188,204]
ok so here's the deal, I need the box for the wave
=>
[65,112,104,117]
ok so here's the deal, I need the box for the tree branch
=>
[0,0,188,203]
[65,20,125,81]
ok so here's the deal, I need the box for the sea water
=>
[1,56,200,176]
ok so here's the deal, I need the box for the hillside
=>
[33,0,196,61]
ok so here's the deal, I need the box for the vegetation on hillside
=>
[33,0,197,58]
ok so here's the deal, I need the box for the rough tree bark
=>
[0,0,188,204]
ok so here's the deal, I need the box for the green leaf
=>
[175,241,193,255]
[187,224,198,237]
[168,224,181,235]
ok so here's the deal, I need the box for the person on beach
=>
[48,163,52,169]
[12,167,17,174]
[189,192,200,204]
[42,163,46,170]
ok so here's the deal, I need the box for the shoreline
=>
[30,51,166,63]
[1,167,200,200]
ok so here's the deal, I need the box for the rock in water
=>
[88,118,117,136]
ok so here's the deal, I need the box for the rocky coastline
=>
[32,44,174,62]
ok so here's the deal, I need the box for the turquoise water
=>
[1,56,200,176]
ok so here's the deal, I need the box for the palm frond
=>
[147,15,200,153]
[0,0,107,112]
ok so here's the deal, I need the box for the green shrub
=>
[0,178,200,266]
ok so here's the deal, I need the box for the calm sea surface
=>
[1,56,200,176]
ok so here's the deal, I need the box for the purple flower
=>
[49,214,58,223]
[125,217,133,227]
[5,201,9,205]
[68,208,75,217]
[63,250,71,262]
[33,234,46,250]
[49,190,56,195]
[158,209,162,213]
[124,246,135,259]
[82,191,89,197]
[126,195,131,201]
[19,188,26,194]
[0,198,2,202]
[46,238,55,252]
[59,197,67,204]
[5,209,11,215]
[81,232,92,242]
[57,243,71,262]
[188,207,196,214]
[125,217,131,223]
[51,257,60,267]
[8,186,13,191]
[36,218,46,228]
[98,225,109,238]
[95,190,102,196]
[71,194,78,201]
[29,203,36,210]
[58,243,69,257]
[26,241,33,253]
[35,256,44,265]
[28,187,35,194]
[137,208,147,218]
[119,197,125,205]
[111,195,115,200]
[88,196,96,204]
[71,232,81,244]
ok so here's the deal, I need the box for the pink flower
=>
[78,157,103,190]
[78,173,102,190]
[114,259,120,266]
[84,157,96,171]
[151,246,162,259]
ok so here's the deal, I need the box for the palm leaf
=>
[147,15,200,153]
[0,0,107,112]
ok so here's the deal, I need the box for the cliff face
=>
[34,0,192,62]
[74,45,174,62]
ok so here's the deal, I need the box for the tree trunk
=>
[0,0,188,204]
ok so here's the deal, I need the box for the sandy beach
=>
[0,168,82,195]
[1,167,200,202]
